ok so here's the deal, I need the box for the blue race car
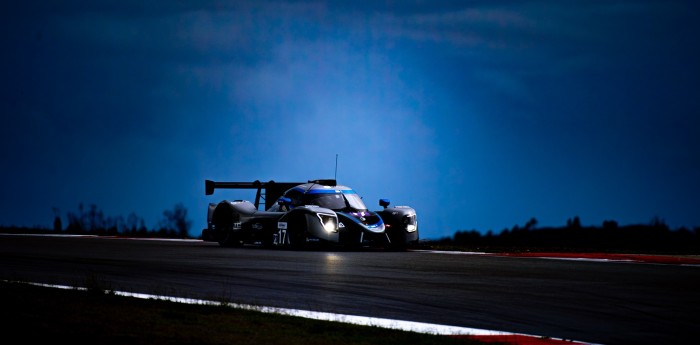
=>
[202,179,418,250]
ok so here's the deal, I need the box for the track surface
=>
[1,234,699,345]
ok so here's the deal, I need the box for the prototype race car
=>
[202,179,418,250]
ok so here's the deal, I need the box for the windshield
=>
[303,192,367,211]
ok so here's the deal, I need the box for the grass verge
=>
[0,281,489,345]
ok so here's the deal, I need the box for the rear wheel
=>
[218,225,242,247]
[214,210,242,247]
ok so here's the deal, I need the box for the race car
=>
[201,179,418,249]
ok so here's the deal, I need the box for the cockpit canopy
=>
[281,183,368,212]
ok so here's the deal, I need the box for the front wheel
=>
[288,228,308,250]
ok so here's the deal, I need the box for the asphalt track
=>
[1,234,699,345]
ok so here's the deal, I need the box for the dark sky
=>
[2,1,699,239]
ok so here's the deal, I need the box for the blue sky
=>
[2,1,699,239]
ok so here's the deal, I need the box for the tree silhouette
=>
[524,217,538,230]
[441,216,700,254]
[60,202,191,238]
[158,203,191,238]
[566,216,581,229]
[52,207,62,232]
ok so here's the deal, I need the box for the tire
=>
[213,208,243,247]
[217,225,242,247]
[288,229,307,250]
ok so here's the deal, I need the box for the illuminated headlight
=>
[403,215,417,232]
[317,213,338,233]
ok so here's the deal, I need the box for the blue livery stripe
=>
[304,189,356,195]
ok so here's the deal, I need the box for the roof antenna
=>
[335,153,338,181]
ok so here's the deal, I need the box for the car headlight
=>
[317,213,338,233]
[403,215,417,232]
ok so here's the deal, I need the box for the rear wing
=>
[205,179,337,210]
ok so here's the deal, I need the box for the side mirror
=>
[379,199,391,208]
[278,197,291,205]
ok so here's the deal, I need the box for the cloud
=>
[2,0,699,236]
